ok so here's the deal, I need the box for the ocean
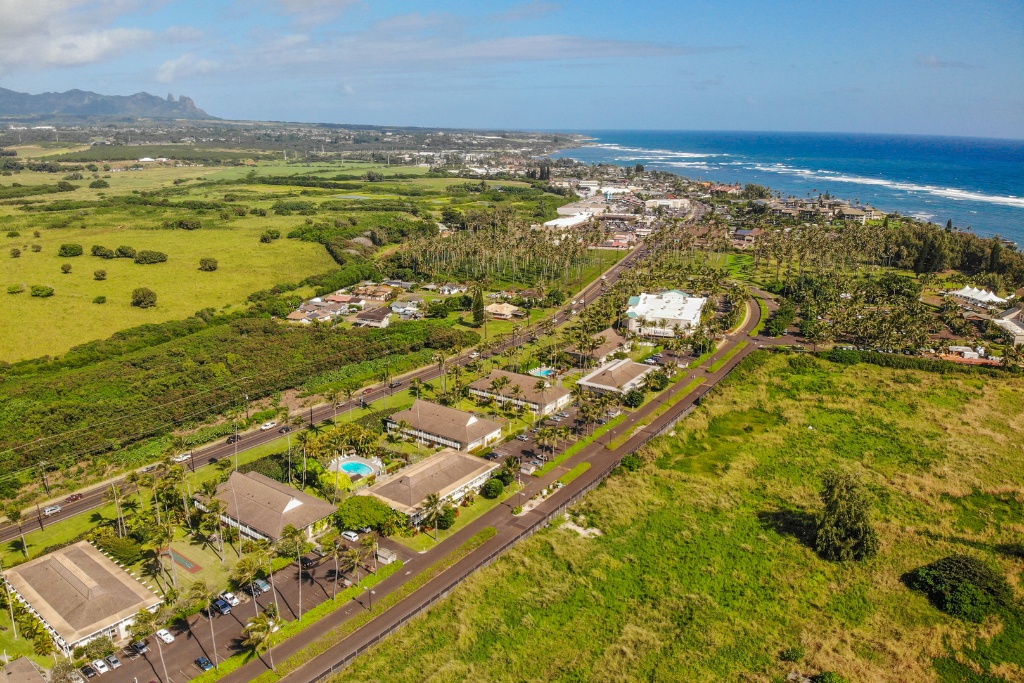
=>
[551,131,1024,245]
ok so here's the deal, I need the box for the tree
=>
[472,286,485,326]
[242,613,276,671]
[187,580,220,668]
[60,263,72,274]
[340,546,362,584]
[280,524,305,620]
[94,269,106,280]
[233,556,262,619]
[57,244,83,257]
[622,387,645,408]
[904,554,1013,622]
[134,250,168,265]
[421,492,444,539]
[815,469,879,562]
[482,478,504,499]
[30,285,54,297]
[51,659,82,683]
[199,257,218,272]
[131,287,157,308]
[129,607,170,683]
[6,506,27,557]
[89,179,109,188]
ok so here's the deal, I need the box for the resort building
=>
[484,303,524,320]
[625,290,706,338]
[566,328,630,366]
[2,541,162,656]
[576,358,655,395]
[199,471,337,542]
[468,369,572,417]
[994,306,1024,345]
[386,400,502,451]
[361,448,500,525]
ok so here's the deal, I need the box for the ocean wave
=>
[593,143,723,158]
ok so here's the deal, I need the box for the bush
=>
[93,295,106,304]
[30,244,41,252]
[814,674,848,683]
[6,230,19,237]
[481,478,504,499]
[9,248,19,258]
[904,554,1014,622]
[61,263,72,274]
[131,287,157,308]
[622,387,646,408]
[174,219,201,230]
[620,453,643,472]
[134,250,168,265]
[780,645,805,662]
[436,505,457,530]
[260,229,282,243]
[58,243,83,257]
[94,534,143,565]
[94,269,107,280]
[115,245,136,258]
[89,179,109,188]
[91,245,115,258]
[7,284,24,294]
[199,257,218,272]
[30,285,54,297]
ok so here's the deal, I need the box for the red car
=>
[65,494,83,503]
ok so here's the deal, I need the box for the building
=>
[625,290,706,337]
[949,286,1008,307]
[576,358,655,395]
[200,471,337,542]
[542,214,593,230]
[438,283,468,295]
[0,658,45,683]
[838,207,867,224]
[386,400,502,451]
[361,448,499,524]
[468,369,572,417]
[354,307,392,328]
[353,284,394,301]
[566,328,630,366]
[485,303,524,320]
[994,306,1024,344]
[2,541,162,656]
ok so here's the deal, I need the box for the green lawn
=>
[327,352,1024,683]
[394,483,521,553]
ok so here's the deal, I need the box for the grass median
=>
[606,378,706,450]
[707,341,749,373]
[557,462,591,486]
[534,414,628,477]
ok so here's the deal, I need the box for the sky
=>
[0,0,1022,138]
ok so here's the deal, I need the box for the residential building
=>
[361,448,499,525]
[438,283,468,295]
[2,541,162,656]
[576,358,655,395]
[625,290,706,337]
[353,284,394,301]
[199,471,337,542]
[386,400,502,451]
[468,369,572,417]
[566,328,630,366]
[354,307,392,328]
[485,303,524,320]
[838,207,867,224]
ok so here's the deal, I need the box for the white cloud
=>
[156,52,219,83]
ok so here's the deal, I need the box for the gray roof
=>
[213,472,337,540]
[363,449,499,515]
[468,370,569,407]
[388,400,502,447]
[578,359,654,392]
[0,659,44,683]
[3,541,161,647]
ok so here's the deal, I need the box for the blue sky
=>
[1,0,1022,138]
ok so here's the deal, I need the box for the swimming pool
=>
[530,367,555,377]
[339,461,374,477]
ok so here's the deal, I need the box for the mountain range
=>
[0,87,215,120]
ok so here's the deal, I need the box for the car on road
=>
[220,591,240,607]
[253,578,272,594]
[129,641,148,655]
[260,421,278,431]
[91,660,109,675]
[469,351,480,358]
[362,387,374,395]
[155,629,175,644]
[43,505,62,517]
[226,434,242,444]
[172,452,191,462]
[483,452,500,460]
[209,457,219,464]
[341,530,360,542]
[80,665,97,679]
[104,655,121,670]
[212,598,232,615]
[388,380,403,388]
[195,657,215,672]
[278,425,292,434]
[65,493,83,503]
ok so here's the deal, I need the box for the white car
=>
[220,591,240,607]
[260,421,278,431]
[91,660,110,675]
[172,452,191,462]
[155,629,175,644]
[341,530,360,542]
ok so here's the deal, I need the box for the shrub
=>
[93,295,106,304]
[436,505,457,530]
[88,179,109,188]
[620,453,643,472]
[7,284,25,294]
[260,229,281,243]
[815,469,878,562]
[32,231,40,238]
[9,248,20,258]
[31,285,54,297]
[91,245,115,258]
[60,263,72,274]
[904,554,1014,622]
[814,674,848,683]
[134,250,168,265]
[644,371,670,391]
[622,387,646,408]
[5,230,19,237]
[94,534,143,565]
[30,244,41,252]
[115,245,136,258]
[94,269,107,281]
[57,243,83,257]
[199,257,218,272]
[495,467,515,486]
[174,219,201,230]
[780,645,805,662]
[481,478,504,499]
[131,287,157,308]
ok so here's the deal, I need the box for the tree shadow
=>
[918,530,1024,561]
[757,507,817,550]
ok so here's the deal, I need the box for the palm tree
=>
[324,541,344,599]
[187,580,219,668]
[279,525,305,620]
[252,539,282,616]
[340,546,362,585]
[242,613,276,671]
[129,608,170,683]
[5,507,27,558]
[421,493,444,540]
[360,534,378,575]
[232,556,261,619]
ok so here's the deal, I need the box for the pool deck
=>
[327,455,382,477]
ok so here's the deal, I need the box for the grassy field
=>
[327,351,1024,683]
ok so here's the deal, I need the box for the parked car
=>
[195,657,214,672]
[220,591,240,607]
[341,530,360,542]
[259,421,278,431]
[129,641,148,655]
[226,434,241,444]
[212,598,231,615]
[155,629,175,644]
[278,425,292,434]
[80,666,97,679]
[65,493,83,503]
[253,578,272,594]
[105,655,121,669]
[43,505,62,517]
[515,435,529,441]
[248,582,264,596]
[300,556,317,569]
[91,660,110,675]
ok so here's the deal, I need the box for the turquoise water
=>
[530,368,555,377]
[339,461,373,477]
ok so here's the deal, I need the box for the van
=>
[43,505,62,517]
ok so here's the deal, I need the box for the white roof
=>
[543,214,592,229]
[950,286,1007,304]
[626,290,705,326]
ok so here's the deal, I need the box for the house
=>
[383,280,416,290]
[391,300,422,317]
[838,207,867,224]
[325,293,367,309]
[286,310,314,324]
[386,400,502,451]
[468,369,572,417]
[576,358,655,395]
[198,471,337,542]
[626,290,706,337]
[733,228,762,243]
[353,284,394,301]
[2,541,162,656]
[361,448,500,525]
[566,328,630,366]
[485,303,524,320]
[354,307,392,328]
[438,283,468,295]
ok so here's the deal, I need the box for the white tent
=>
[949,286,1007,305]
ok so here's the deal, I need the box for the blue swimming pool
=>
[339,461,374,477]
[530,367,555,377]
